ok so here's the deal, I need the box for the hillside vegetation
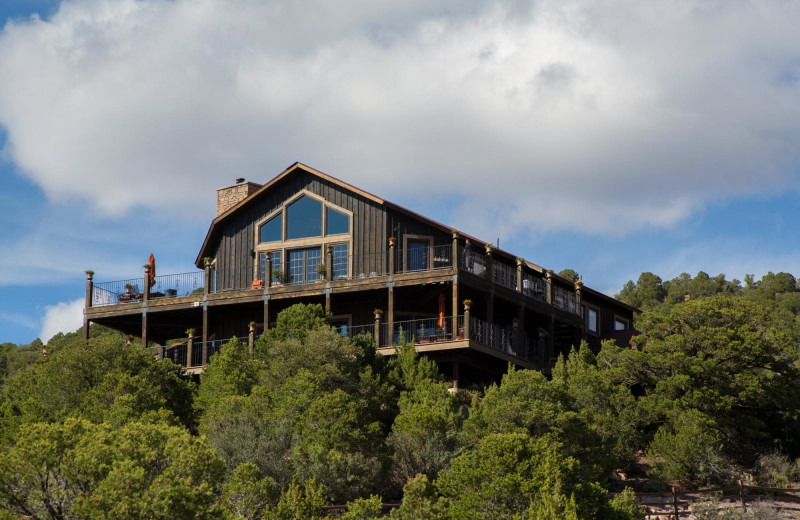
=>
[0,271,798,519]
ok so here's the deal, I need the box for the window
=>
[287,195,322,240]
[259,251,282,283]
[288,247,322,284]
[407,240,429,271]
[587,307,598,333]
[327,207,349,235]
[614,317,628,331]
[259,214,282,243]
[330,317,351,337]
[331,243,349,279]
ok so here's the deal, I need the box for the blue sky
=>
[2,0,800,345]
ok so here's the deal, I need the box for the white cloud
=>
[1,0,799,238]
[39,298,84,343]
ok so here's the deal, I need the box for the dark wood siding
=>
[212,171,387,290]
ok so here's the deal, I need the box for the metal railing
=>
[395,244,453,274]
[350,251,389,279]
[149,271,205,300]
[553,285,577,314]
[92,277,145,306]
[459,247,488,277]
[493,261,518,290]
[522,273,547,303]
[163,342,187,367]
[381,316,464,347]
[469,317,533,361]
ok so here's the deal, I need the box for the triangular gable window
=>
[287,195,322,240]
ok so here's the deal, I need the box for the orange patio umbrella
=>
[148,253,156,287]
[438,293,445,328]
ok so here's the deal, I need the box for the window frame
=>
[253,190,353,282]
[402,234,433,272]
[585,304,600,335]
[614,315,629,331]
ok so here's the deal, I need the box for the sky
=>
[1,0,800,345]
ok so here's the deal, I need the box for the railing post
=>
[545,269,553,305]
[248,322,256,357]
[187,331,194,368]
[374,310,383,347]
[574,280,583,317]
[485,244,494,282]
[452,231,459,270]
[204,258,212,296]
[84,270,94,341]
[516,258,523,292]
[326,245,333,280]
[463,300,471,340]
[265,251,272,288]
[388,237,396,275]
[143,265,151,302]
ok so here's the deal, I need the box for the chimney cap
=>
[235,177,245,184]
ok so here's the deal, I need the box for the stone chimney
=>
[217,178,262,216]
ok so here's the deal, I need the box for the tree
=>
[0,418,225,519]
[197,337,260,411]
[558,269,580,282]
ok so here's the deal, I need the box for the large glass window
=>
[587,308,598,333]
[407,240,428,271]
[259,251,283,283]
[287,196,322,240]
[331,243,349,279]
[259,214,282,243]
[327,207,349,235]
[288,247,322,284]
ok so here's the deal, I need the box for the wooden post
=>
[141,308,148,349]
[143,266,151,302]
[545,269,553,305]
[84,271,93,341]
[516,258,523,292]
[485,244,494,282]
[187,331,194,368]
[204,259,212,296]
[452,232,459,270]
[387,286,394,346]
[248,322,255,357]
[739,479,747,513]
[326,245,333,280]
[388,237,396,275]
[672,487,679,520]
[574,281,582,315]
[464,300,471,340]
[264,252,272,288]
[263,295,270,332]
[374,311,383,347]
[202,303,209,366]
[451,361,460,391]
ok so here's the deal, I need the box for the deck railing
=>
[521,273,548,303]
[92,277,146,306]
[493,261,518,290]
[380,316,464,347]
[459,248,488,277]
[469,316,533,361]
[163,342,188,367]
[149,272,205,300]
[553,285,576,313]
[395,244,453,274]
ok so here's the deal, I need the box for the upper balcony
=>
[87,240,582,318]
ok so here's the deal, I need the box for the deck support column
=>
[204,259,212,296]
[515,303,525,357]
[248,322,256,357]
[374,311,383,347]
[516,258,524,292]
[202,303,209,365]
[325,289,331,312]
[387,284,394,346]
[84,271,93,341]
[545,269,553,305]
[187,332,194,368]
[141,308,148,348]
[262,295,270,332]
[575,282,584,340]
[326,246,333,281]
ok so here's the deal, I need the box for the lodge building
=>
[83,162,637,386]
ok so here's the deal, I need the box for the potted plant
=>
[537,326,548,339]
[315,262,327,279]
[271,268,283,284]
[124,283,133,295]
[373,308,383,319]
